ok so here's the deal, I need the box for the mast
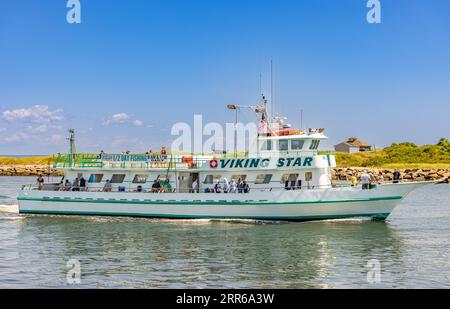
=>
[270,60,274,122]
[68,129,76,165]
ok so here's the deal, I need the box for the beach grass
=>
[0,156,55,165]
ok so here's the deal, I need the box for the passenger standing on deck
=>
[192,178,199,193]
[243,180,250,193]
[377,174,384,184]
[229,179,237,193]
[64,179,72,191]
[72,178,80,191]
[79,176,86,191]
[360,172,371,190]
[393,170,401,184]
[351,175,358,187]
[223,178,230,193]
[237,178,244,193]
[214,181,222,193]
[103,180,112,192]
[37,175,44,190]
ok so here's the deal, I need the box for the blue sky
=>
[0,0,449,155]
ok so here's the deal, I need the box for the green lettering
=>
[277,158,285,168]
[221,160,232,169]
[293,158,302,167]
[261,158,270,168]
[303,157,313,167]
[286,158,295,167]
[235,159,245,168]
[249,159,260,168]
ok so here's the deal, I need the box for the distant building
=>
[334,137,373,153]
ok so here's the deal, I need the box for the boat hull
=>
[17,182,429,221]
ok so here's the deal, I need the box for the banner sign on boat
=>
[206,157,314,170]
[101,154,168,162]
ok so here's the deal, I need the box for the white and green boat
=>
[18,103,429,221]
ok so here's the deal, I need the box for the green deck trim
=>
[17,196,402,206]
[17,210,391,221]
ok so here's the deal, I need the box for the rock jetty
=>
[332,168,450,182]
[0,165,63,177]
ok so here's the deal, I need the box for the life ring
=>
[209,159,218,169]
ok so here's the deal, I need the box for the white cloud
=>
[24,124,63,134]
[104,113,145,127]
[0,128,5,133]
[104,113,130,125]
[48,134,65,144]
[132,119,144,127]
[4,132,29,143]
[2,105,64,124]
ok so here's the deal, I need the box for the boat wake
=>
[316,217,373,224]
[0,204,19,214]
[209,219,288,225]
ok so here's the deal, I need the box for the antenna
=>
[300,109,303,130]
[259,73,262,95]
[270,59,274,121]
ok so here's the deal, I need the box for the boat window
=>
[255,174,272,184]
[291,140,305,150]
[132,174,148,184]
[260,140,272,151]
[88,174,103,183]
[111,174,126,183]
[281,174,299,183]
[305,172,313,181]
[231,175,247,182]
[279,140,289,151]
[204,175,222,184]
[157,174,171,182]
[309,140,320,150]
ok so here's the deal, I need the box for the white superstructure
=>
[18,100,430,221]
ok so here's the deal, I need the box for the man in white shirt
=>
[192,178,199,193]
[360,172,371,190]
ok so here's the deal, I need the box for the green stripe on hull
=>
[18,209,391,221]
[17,196,402,206]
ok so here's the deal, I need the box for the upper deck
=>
[53,129,330,171]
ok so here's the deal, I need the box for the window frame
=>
[203,174,222,184]
[88,174,104,183]
[111,174,126,184]
[132,174,149,184]
[291,140,305,150]
[255,174,273,184]
[279,140,289,151]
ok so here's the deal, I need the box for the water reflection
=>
[11,215,404,288]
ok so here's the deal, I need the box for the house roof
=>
[336,137,371,148]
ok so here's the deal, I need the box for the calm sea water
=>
[0,176,449,288]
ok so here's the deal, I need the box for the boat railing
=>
[20,179,430,194]
[53,153,227,169]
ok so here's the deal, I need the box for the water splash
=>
[0,204,19,214]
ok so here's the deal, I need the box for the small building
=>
[334,137,373,153]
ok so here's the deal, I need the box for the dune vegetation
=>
[0,155,55,166]
[334,138,450,169]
